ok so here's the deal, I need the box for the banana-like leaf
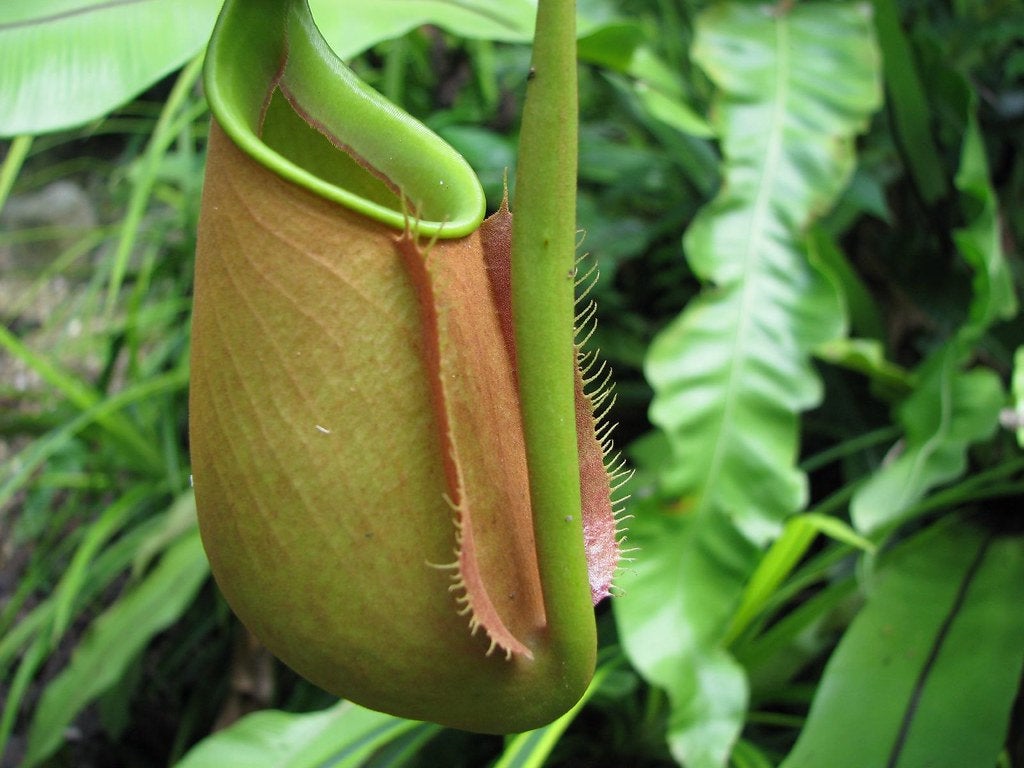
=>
[24,529,209,767]
[851,106,1015,533]
[781,521,1024,768]
[0,0,222,137]
[174,701,434,768]
[646,2,882,544]
[0,0,623,137]
[312,0,535,58]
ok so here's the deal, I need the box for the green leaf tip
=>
[205,0,485,237]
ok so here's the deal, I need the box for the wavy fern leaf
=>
[851,109,1016,533]
[646,2,882,543]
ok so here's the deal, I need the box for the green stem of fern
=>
[510,0,593,654]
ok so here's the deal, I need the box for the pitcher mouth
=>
[204,0,485,237]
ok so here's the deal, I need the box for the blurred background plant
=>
[1,0,1023,766]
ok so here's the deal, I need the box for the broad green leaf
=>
[576,21,646,71]
[318,0,626,58]
[782,521,1024,768]
[646,2,882,544]
[24,529,209,766]
[614,501,758,768]
[0,0,623,136]
[851,100,1013,534]
[174,700,431,768]
[0,0,222,137]
[313,0,536,59]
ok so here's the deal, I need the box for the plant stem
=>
[511,0,593,650]
[800,424,902,473]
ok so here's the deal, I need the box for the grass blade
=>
[24,529,209,767]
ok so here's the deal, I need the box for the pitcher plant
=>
[189,0,627,733]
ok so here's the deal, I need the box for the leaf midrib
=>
[0,0,157,31]
[884,535,991,768]
[699,16,792,519]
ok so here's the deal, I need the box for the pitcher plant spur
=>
[189,0,628,733]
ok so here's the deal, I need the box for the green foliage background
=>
[2,0,1023,766]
